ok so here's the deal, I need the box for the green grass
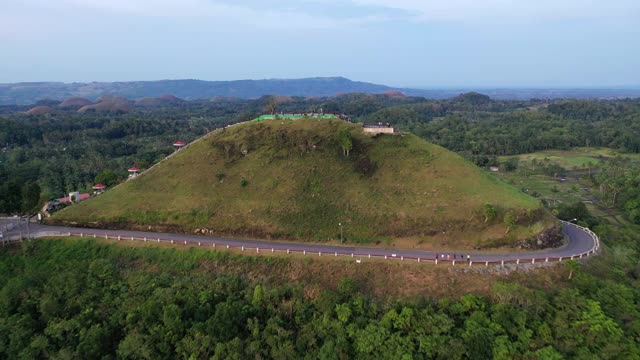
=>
[53,119,545,247]
[495,147,637,226]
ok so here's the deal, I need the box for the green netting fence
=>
[252,114,338,122]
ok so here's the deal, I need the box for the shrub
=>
[504,211,517,233]
[482,203,498,223]
[502,157,519,172]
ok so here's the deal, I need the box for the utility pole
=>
[339,222,343,244]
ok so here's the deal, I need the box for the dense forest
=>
[0,235,638,359]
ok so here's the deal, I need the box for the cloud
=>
[55,0,384,29]
[352,0,640,23]
[3,0,638,41]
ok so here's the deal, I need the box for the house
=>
[363,122,396,135]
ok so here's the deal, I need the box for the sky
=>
[1,0,639,87]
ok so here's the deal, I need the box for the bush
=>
[240,178,249,188]
[353,156,377,177]
[554,202,599,227]
[502,157,519,172]
[504,211,518,233]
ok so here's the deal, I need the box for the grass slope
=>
[53,118,547,247]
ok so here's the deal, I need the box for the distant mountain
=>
[0,77,395,105]
[1,77,639,105]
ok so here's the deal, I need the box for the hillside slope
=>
[52,118,550,248]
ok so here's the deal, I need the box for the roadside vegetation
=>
[0,237,638,359]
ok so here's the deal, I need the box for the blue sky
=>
[2,0,639,87]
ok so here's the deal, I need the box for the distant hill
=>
[0,77,395,105]
[59,97,92,107]
[51,117,552,248]
[25,105,55,115]
[2,77,638,105]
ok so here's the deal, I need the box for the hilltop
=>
[25,105,55,115]
[51,118,552,248]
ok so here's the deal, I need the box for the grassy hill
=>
[52,118,552,248]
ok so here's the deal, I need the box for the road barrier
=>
[0,220,599,267]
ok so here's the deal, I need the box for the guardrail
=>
[1,220,599,267]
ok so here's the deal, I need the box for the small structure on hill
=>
[173,141,186,151]
[362,122,396,135]
[489,166,500,172]
[92,184,106,194]
[57,192,90,204]
[128,167,140,179]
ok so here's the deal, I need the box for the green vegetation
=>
[4,95,640,358]
[499,148,640,171]
[53,119,544,247]
[1,237,638,359]
[596,158,640,224]
[494,148,640,227]
[0,107,233,214]
[364,99,640,159]
[4,95,640,215]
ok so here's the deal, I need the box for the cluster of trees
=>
[1,238,639,359]
[0,108,236,214]
[596,158,640,224]
[361,99,640,162]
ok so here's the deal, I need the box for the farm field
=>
[499,147,640,170]
[495,148,631,226]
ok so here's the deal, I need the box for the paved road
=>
[3,221,598,264]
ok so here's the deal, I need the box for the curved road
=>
[3,221,599,264]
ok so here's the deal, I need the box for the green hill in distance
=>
[51,118,553,249]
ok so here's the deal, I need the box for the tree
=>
[335,303,352,324]
[337,130,353,157]
[95,169,118,187]
[266,101,277,115]
[252,285,265,307]
[565,260,580,280]
[502,158,519,172]
[21,182,41,214]
[554,202,592,224]
[504,211,517,234]
[482,204,498,223]
[0,181,22,213]
[585,161,594,177]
